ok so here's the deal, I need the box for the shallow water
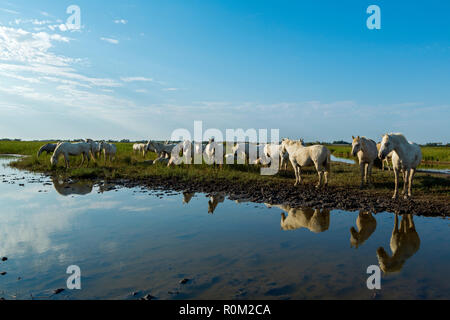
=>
[0,157,449,300]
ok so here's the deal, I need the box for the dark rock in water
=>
[130,291,139,297]
[168,291,180,295]
[0,272,6,276]
[140,294,156,300]
[179,278,190,285]
[1,257,7,262]
[53,288,65,295]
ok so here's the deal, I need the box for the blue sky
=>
[0,0,449,143]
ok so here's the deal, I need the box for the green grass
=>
[1,141,449,199]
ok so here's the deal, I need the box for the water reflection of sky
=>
[0,157,449,300]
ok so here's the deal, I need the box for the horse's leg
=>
[359,162,365,189]
[292,162,299,186]
[316,170,323,188]
[78,154,85,168]
[86,152,90,167]
[324,170,329,187]
[392,168,399,199]
[368,162,374,186]
[65,154,70,169]
[402,170,410,198]
[408,168,416,198]
[298,166,303,185]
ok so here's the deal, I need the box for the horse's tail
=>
[324,149,331,174]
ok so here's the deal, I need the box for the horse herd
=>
[38,133,422,200]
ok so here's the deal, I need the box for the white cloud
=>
[121,76,154,82]
[114,19,128,25]
[100,37,119,45]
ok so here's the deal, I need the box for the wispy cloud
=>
[121,77,154,82]
[114,19,128,25]
[100,37,119,45]
[0,8,19,15]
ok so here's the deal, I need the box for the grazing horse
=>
[377,214,420,273]
[351,136,378,188]
[378,133,422,199]
[350,211,377,249]
[133,143,148,157]
[264,140,304,171]
[86,139,101,159]
[267,204,330,233]
[147,141,177,159]
[281,139,331,188]
[50,142,92,169]
[377,143,392,171]
[37,143,57,157]
[99,141,117,163]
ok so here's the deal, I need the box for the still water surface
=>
[0,157,449,300]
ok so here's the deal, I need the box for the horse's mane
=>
[284,139,304,146]
[388,133,409,144]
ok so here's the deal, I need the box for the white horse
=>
[264,140,304,171]
[204,138,223,166]
[147,141,177,159]
[351,136,378,188]
[231,142,259,164]
[99,141,117,163]
[86,139,101,159]
[37,143,58,157]
[50,142,92,169]
[167,140,197,166]
[133,143,147,157]
[281,139,331,188]
[378,133,422,199]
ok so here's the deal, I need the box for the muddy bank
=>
[92,176,449,217]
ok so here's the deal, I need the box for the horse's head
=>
[50,154,58,166]
[351,136,361,157]
[280,139,289,154]
[378,134,392,160]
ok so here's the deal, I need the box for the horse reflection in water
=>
[52,177,94,196]
[350,211,377,249]
[182,192,195,204]
[208,193,225,214]
[377,214,421,273]
[266,204,330,233]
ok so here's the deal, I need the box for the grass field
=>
[1,141,449,199]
